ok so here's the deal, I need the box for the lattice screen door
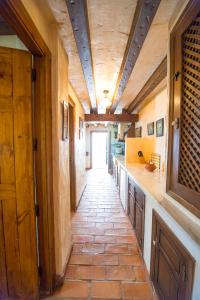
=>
[179,13,200,193]
[168,2,200,217]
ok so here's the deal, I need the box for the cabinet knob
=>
[153,240,156,246]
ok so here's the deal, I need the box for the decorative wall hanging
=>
[156,118,164,137]
[135,126,142,137]
[62,101,68,141]
[147,122,154,135]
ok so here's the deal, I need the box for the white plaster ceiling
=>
[47,0,91,112]
[87,0,137,109]
[117,0,179,112]
[47,0,181,113]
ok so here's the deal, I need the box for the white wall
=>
[0,35,27,50]
[135,88,168,168]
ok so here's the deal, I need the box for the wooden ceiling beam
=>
[84,114,139,123]
[127,56,167,113]
[66,0,97,113]
[110,0,161,113]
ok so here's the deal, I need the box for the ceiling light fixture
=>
[102,90,112,107]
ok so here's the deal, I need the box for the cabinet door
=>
[150,211,195,300]
[167,1,200,217]
[128,179,145,253]
[135,185,145,252]
[129,192,135,226]
[128,179,135,226]
[135,201,144,252]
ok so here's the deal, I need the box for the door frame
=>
[68,97,76,211]
[90,130,109,169]
[0,1,55,295]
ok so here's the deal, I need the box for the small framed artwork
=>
[156,118,164,137]
[135,126,142,137]
[79,117,84,139]
[147,122,154,135]
[62,101,68,141]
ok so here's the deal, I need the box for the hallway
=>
[53,170,156,299]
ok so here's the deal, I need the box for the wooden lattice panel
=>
[178,13,200,193]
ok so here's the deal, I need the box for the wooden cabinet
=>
[150,211,195,300]
[167,1,200,217]
[128,178,145,252]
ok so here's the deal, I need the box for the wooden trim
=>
[76,184,87,210]
[85,113,138,123]
[0,0,55,295]
[0,1,50,56]
[34,56,55,294]
[66,0,97,112]
[166,0,200,218]
[69,102,76,212]
[127,57,167,113]
[110,0,161,113]
[54,244,73,289]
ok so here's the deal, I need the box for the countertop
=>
[117,158,165,204]
[114,156,200,246]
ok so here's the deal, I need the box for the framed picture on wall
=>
[156,118,164,137]
[62,101,68,141]
[135,126,142,137]
[147,122,154,135]
[79,117,84,139]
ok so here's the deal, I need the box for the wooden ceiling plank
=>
[84,114,139,123]
[127,56,167,113]
[110,0,161,113]
[66,0,97,113]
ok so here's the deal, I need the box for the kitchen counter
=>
[119,160,165,204]
[114,156,200,246]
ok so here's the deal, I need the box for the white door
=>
[92,132,107,169]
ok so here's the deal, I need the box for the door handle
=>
[153,240,157,246]
[173,71,180,81]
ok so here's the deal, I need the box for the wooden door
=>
[0,47,38,299]
[168,1,200,217]
[150,211,195,300]
[69,102,76,211]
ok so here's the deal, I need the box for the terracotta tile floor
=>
[49,169,156,299]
